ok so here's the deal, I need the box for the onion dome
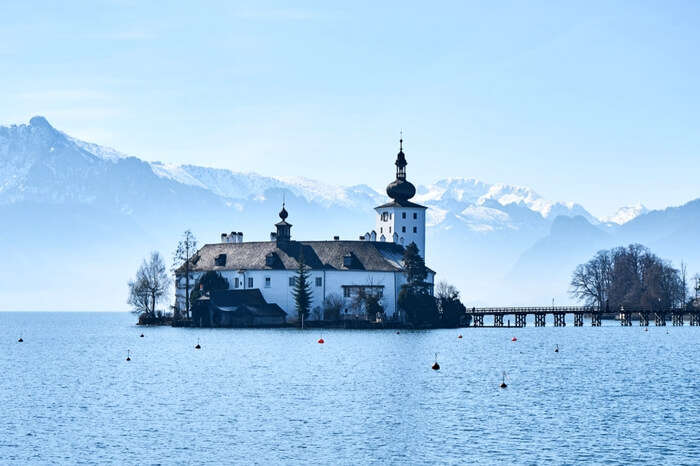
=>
[386,137,416,201]
[386,178,416,201]
[279,203,289,221]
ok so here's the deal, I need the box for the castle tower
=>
[271,203,292,244]
[374,137,427,258]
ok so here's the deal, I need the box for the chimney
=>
[359,235,365,240]
[237,232,243,243]
[333,235,340,241]
[270,232,277,241]
[221,233,227,243]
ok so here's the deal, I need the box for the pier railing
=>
[466,306,699,327]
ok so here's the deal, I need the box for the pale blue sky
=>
[2,1,699,217]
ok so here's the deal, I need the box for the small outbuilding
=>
[192,289,287,327]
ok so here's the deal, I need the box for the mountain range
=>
[1,116,698,310]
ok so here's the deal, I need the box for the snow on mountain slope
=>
[602,203,649,225]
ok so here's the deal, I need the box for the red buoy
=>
[318,338,324,344]
[511,337,517,342]
[458,334,463,339]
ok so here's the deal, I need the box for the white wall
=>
[176,268,431,322]
[374,206,426,259]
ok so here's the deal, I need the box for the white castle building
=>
[175,139,434,324]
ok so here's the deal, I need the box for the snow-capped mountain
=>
[1,116,697,310]
[602,203,649,225]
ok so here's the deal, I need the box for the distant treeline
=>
[570,244,693,311]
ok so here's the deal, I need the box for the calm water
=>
[1,312,700,465]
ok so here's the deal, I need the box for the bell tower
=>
[374,137,427,258]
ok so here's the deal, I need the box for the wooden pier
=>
[466,306,700,327]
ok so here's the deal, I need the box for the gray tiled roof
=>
[375,200,427,209]
[179,240,407,273]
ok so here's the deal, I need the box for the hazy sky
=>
[2,1,699,218]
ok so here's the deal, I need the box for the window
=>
[381,212,389,221]
[389,227,392,233]
[413,226,417,233]
[214,254,226,266]
[315,277,322,287]
[289,277,296,286]
[380,227,383,234]
[402,212,406,219]
[413,213,418,219]
[265,277,271,288]
[248,277,254,288]
[234,277,240,288]
[402,226,406,233]
[343,287,351,298]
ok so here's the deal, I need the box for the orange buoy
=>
[511,337,517,342]
[318,338,324,344]
[458,334,463,339]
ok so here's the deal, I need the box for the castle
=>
[175,139,435,324]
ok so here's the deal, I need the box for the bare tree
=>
[680,261,688,307]
[127,275,150,316]
[128,252,170,317]
[571,245,684,310]
[173,230,197,319]
[322,293,344,321]
[570,250,612,310]
[143,251,171,316]
[436,281,459,301]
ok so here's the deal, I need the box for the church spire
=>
[386,134,415,201]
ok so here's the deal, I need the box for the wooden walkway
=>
[467,306,700,327]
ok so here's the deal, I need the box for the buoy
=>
[554,344,559,353]
[126,349,131,362]
[396,331,400,335]
[318,337,324,344]
[458,334,463,339]
[500,371,507,388]
[195,338,201,350]
[431,353,440,370]
[18,337,23,343]
[645,327,648,332]
[140,333,144,338]
[511,337,517,342]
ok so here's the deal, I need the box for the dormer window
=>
[343,253,355,268]
[265,252,277,267]
[214,254,226,266]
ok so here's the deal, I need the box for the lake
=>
[1,312,700,465]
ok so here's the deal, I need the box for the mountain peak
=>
[603,203,648,225]
[29,116,53,130]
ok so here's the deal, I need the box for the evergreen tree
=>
[399,242,438,324]
[403,242,428,293]
[292,252,313,324]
